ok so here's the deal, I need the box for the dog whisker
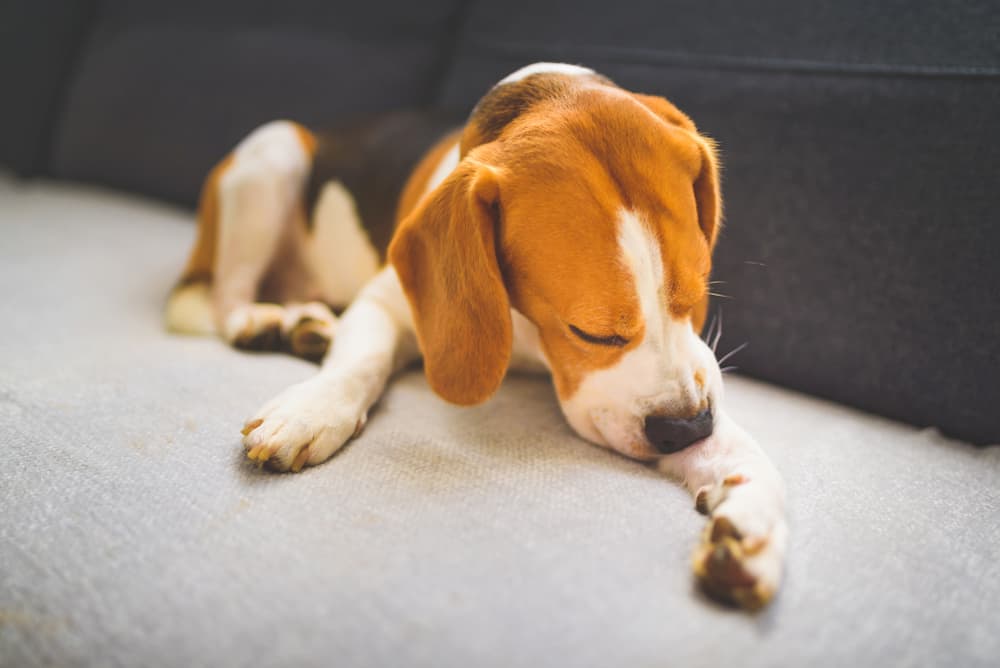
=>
[711,311,724,354]
[704,313,718,346]
[717,342,748,366]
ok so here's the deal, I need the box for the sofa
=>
[2,2,997,666]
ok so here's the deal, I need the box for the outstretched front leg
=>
[241,268,417,471]
[659,412,788,609]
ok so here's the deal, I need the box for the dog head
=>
[390,64,723,461]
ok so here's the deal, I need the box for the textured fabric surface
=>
[2,179,999,667]
[446,0,1000,74]
[438,1,1000,444]
[50,0,465,207]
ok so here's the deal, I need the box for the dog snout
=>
[644,409,713,454]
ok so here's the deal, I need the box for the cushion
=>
[1,175,998,667]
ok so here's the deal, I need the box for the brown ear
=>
[631,92,722,247]
[631,93,697,132]
[692,135,722,249]
[388,156,511,405]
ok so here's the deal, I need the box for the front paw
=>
[692,475,788,610]
[240,379,366,472]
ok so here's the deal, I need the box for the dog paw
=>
[225,303,286,351]
[224,302,337,361]
[281,302,337,362]
[240,378,366,472]
[691,474,788,610]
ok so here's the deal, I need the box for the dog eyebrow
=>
[569,324,629,347]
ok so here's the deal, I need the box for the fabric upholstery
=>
[49,0,466,207]
[0,0,96,175]
[1,177,998,667]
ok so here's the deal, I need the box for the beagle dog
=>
[166,63,787,609]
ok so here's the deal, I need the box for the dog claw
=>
[723,473,748,487]
[741,535,768,556]
[242,418,263,436]
[247,444,275,467]
[290,447,310,473]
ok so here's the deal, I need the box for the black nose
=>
[644,409,714,454]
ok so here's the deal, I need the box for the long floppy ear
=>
[631,92,698,132]
[631,92,722,247]
[692,135,722,249]
[388,157,511,405]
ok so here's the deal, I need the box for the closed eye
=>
[569,324,629,347]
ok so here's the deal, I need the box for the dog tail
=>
[164,155,233,336]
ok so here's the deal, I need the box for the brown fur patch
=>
[393,75,721,401]
[175,153,233,288]
[396,130,463,223]
[173,124,317,293]
[461,72,614,153]
[390,151,512,405]
[304,113,458,260]
[292,123,317,157]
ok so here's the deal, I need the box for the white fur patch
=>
[509,308,549,374]
[357,265,415,333]
[557,210,722,460]
[241,266,417,470]
[499,62,594,85]
[164,282,215,335]
[617,209,665,340]
[231,120,311,176]
[424,142,460,196]
[305,180,381,306]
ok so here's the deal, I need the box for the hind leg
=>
[212,122,315,352]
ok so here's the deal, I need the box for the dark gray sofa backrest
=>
[45,0,467,206]
[2,0,997,444]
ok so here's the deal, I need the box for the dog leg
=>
[241,268,417,471]
[213,122,311,351]
[658,412,788,610]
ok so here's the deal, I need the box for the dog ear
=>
[389,155,511,406]
[630,92,697,132]
[692,135,721,249]
[631,92,722,247]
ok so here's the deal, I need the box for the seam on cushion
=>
[464,37,1000,80]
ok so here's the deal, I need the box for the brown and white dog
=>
[166,63,787,609]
